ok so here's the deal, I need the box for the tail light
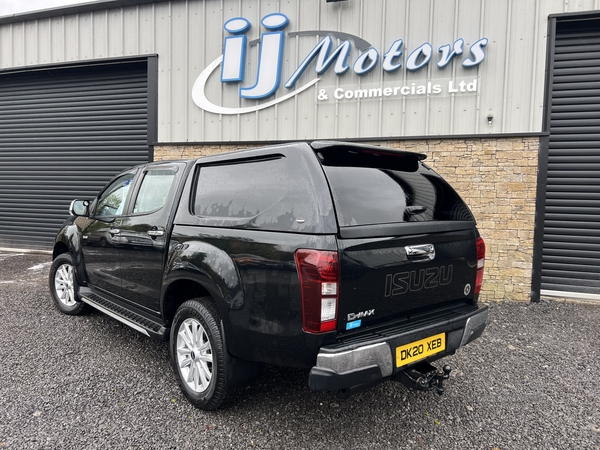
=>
[295,249,340,333]
[475,237,486,295]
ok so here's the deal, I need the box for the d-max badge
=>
[347,309,375,321]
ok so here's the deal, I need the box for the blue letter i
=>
[221,17,251,83]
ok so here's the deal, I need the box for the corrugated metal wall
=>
[0,61,150,249]
[1,0,598,143]
[541,16,600,297]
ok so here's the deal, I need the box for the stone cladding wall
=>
[154,137,540,302]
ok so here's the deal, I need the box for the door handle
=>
[109,228,121,235]
[147,229,165,237]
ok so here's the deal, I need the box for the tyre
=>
[49,253,89,315]
[170,298,237,410]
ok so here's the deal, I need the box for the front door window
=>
[95,174,135,217]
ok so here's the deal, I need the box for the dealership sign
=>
[192,13,488,115]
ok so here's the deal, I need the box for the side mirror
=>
[70,199,90,217]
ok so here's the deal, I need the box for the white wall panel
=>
[138,5,156,54]
[186,0,205,142]
[504,0,537,132]
[277,0,302,139]
[155,2,172,142]
[123,7,139,56]
[356,0,385,139]
[283,1,317,140]
[403,0,432,137]
[108,9,124,57]
[453,0,483,134]
[567,0,596,11]
[200,1,225,142]
[93,12,109,58]
[478,0,508,134]
[234,1,256,142]
[63,15,79,61]
[1,0,600,142]
[171,1,190,140]
[37,19,51,64]
[25,22,37,65]
[77,13,91,60]
[1,26,12,68]
[428,0,456,136]
[254,0,279,141]
[219,1,241,142]
[380,0,408,137]
[50,18,65,63]
[11,24,25,67]
[313,0,345,139]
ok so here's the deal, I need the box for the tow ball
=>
[396,362,452,395]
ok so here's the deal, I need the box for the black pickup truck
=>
[50,141,488,410]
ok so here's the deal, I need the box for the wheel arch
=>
[52,223,87,287]
[52,241,69,260]
[162,277,215,327]
[162,240,245,331]
[162,264,249,359]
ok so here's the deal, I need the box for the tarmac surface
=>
[0,251,599,449]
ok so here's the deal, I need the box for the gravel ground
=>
[1,251,599,450]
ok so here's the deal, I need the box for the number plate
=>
[395,333,446,368]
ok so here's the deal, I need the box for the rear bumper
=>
[308,304,488,393]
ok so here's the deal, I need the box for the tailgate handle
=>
[405,244,435,261]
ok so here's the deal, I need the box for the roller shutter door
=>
[542,18,600,298]
[0,61,150,250]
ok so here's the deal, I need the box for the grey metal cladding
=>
[0,0,554,142]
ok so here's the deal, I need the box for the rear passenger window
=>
[194,158,287,219]
[133,168,177,214]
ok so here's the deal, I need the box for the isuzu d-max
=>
[50,141,488,410]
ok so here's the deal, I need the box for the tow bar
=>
[395,362,452,395]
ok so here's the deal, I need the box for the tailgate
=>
[310,142,480,334]
[337,223,478,332]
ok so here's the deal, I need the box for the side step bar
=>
[80,291,168,341]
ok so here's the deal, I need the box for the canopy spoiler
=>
[310,141,427,173]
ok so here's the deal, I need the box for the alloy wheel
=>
[176,318,214,393]
[54,263,76,307]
